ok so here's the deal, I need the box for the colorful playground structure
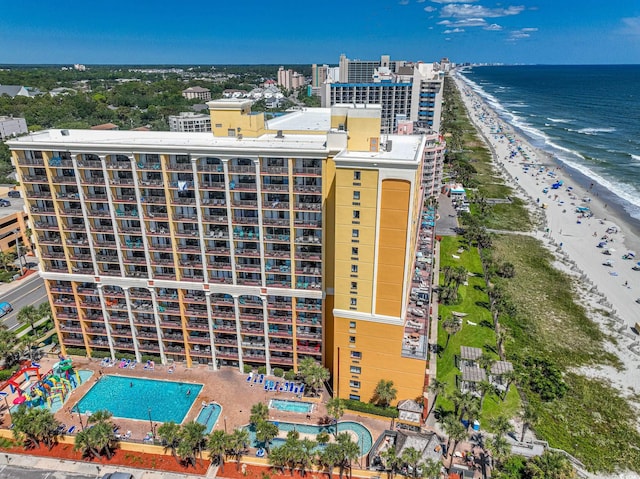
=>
[2,357,82,409]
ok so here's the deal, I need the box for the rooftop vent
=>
[383,140,393,152]
[276,130,284,139]
[61,129,70,136]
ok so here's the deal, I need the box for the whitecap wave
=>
[546,117,572,123]
[570,127,617,136]
[631,154,640,162]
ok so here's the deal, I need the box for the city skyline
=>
[1,0,639,65]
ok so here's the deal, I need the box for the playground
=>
[1,357,86,412]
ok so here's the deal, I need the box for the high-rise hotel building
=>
[9,100,439,405]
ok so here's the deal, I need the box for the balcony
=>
[293,167,321,176]
[261,183,289,192]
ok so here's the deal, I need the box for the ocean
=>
[458,65,640,221]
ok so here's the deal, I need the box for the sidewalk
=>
[0,265,41,296]
[2,450,216,478]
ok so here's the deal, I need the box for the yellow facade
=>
[208,99,265,138]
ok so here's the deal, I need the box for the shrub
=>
[273,367,284,377]
[342,399,398,418]
[243,364,253,374]
[64,347,87,357]
[284,370,296,380]
[257,366,267,375]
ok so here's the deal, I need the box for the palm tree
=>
[381,445,401,479]
[485,434,510,470]
[207,429,228,471]
[178,421,207,467]
[38,302,51,323]
[336,432,361,479]
[326,397,345,437]
[443,416,466,469]
[400,447,422,479]
[461,397,480,432]
[427,379,446,418]
[0,324,18,365]
[477,380,495,411]
[373,379,397,408]
[90,420,117,459]
[316,431,331,446]
[520,404,539,442]
[442,316,461,350]
[157,421,181,458]
[229,428,251,471]
[526,450,576,479]
[17,304,39,334]
[319,442,343,479]
[0,250,16,272]
[421,458,442,479]
[453,266,468,288]
[298,357,330,397]
[489,415,513,439]
[255,419,279,453]
[12,405,62,450]
[74,428,99,459]
[298,438,317,477]
[250,401,269,425]
[87,409,113,425]
[442,265,454,286]
[269,444,289,474]
[457,392,477,422]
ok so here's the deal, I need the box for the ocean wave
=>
[546,117,572,123]
[568,127,617,136]
[631,154,640,162]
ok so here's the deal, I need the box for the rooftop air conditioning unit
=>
[276,130,284,138]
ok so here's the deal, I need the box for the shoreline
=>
[452,72,640,392]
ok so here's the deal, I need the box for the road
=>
[0,464,95,479]
[0,273,48,330]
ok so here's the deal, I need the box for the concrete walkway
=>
[1,450,215,478]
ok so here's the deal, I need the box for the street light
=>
[224,416,227,433]
[147,407,156,439]
[72,405,85,431]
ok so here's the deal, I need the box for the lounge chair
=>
[253,374,259,383]
[129,360,137,369]
[274,381,280,391]
[246,373,253,382]
[67,426,76,434]
[258,374,265,384]
[263,382,269,391]
[299,384,305,396]
[292,386,299,394]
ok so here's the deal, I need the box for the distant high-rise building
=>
[182,87,212,101]
[277,67,305,90]
[321,55,445,134]
[311,64,328,88]
[0,116,28,140]
[169,112,212,133]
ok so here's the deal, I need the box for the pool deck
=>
[0,355,390,446]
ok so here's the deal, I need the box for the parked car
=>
[101,473,135,479]
[0,199,10,207]
[7,190,20,198]
[0,302,12,317]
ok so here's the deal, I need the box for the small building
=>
[0,116,28,140]
[0,85,30,98]
[182,86,211,101]
[458,365,487,396]
[168,112,212,133]
[490,360,514,392]
[459,346,483,368]
[397,399,423,427]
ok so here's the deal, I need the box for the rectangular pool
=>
[269,399,314,413]
[76,375,202,423]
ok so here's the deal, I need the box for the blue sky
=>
[1,0,639,65]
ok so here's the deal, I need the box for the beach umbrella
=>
[13,396,26,405]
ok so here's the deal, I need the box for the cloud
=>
[620,17,640,34]
[443,28,465,33]
[441,17,488,27]
[417,0,426,3]
[484,23,503,31]
[508,27,538,40]
[430,0,477,3]
[399,0,410,5]
[423,6,437,12]
[440,4,524,18]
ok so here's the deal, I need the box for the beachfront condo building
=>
[8,99,440,408]
[320,54,445,134]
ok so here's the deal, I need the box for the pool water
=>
[247,420,373,455]
[196,402,222,433]
[269,399,314,413]
[76,376,202,423]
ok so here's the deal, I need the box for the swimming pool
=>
[196,402,222,433]
[269,399,314,413]
[246,420,373,455]
[76,376,202,423]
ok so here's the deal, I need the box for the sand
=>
[453,73,640,395]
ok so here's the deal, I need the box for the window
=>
[353,171,361,181]
[352,229,359,238]
[350,298,357,306]
[349,394,361,401]
[353,210,360,219]
[353,191,360,200]
[349,380,361,389]
[227,129,236,137]
[349,336,356,343]
[351,351,362,359]
[352,247,359,256]
[349,321,356,328]
[351,265,358,273]
[350,282,357,290]
[350,365,361,374]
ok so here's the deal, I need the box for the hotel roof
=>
[267,108,332,131]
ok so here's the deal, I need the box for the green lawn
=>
[435,236,521,426]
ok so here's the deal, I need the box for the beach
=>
[453,73,640,398]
